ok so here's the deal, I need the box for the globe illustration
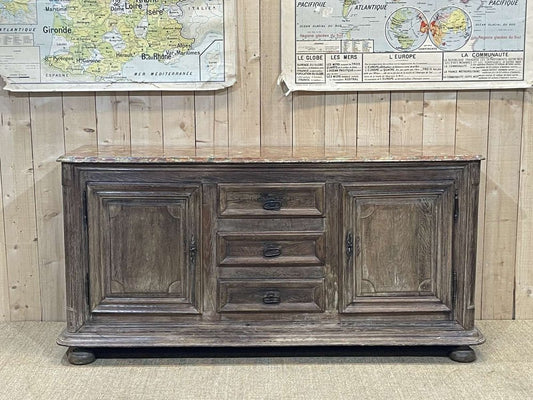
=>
[429,7,473,51]
[385,7,429,52]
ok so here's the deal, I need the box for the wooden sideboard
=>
[57,146,484,364]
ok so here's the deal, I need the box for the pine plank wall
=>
[0,1,532,322]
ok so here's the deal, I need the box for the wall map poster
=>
[0,0,236,91]
[280,0,533,92]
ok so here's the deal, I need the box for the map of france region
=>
[0,0,234,91]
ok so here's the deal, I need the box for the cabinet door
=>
[341,181,455,319]
[86,183,201,317]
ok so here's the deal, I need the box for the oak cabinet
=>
[58,147,484,364]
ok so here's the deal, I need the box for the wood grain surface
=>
[0,5,530,321]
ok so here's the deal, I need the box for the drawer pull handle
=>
[263,291,281,305]
[259,194,283,211]
[263,244,282,258]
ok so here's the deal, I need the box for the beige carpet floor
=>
[0,321,531,400]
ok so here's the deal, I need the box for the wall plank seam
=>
[479,91,492,318]
[515,89,533,319]
[0,159,10,321]
[512,90,527,320]
[28,99,45,321]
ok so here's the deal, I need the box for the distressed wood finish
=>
[218,183,325,218]
[217,232,325,267]
[218,279,325,313]
[86,183,201,317]
[341,180,455,318]
[58,150,483,362]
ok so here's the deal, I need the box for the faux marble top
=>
[58,145,483,164]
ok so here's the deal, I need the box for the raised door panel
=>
[341,181,455,318]
[107,202,186,296]
[87,183,201,316]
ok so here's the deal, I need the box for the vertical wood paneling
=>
[129,92,163,148]
[96,93,131,147]
[455,91,490,318]
[162,92,195,147]
[194,90,230,148]
[357,92,390,146]
[0,90,41,321]
[214,90,229,147]
[482,90,524,319]
[228,0,261,147]
[423,91,457,147]
[194,92,215,147]
[516,89,533,319]
[29,94,66,321]
[62,93,97,151]
[0,161,8,321]
[260,0,292,147]
[293,93,325,148]
[390,92,423,147]
[324,94,357,147]
[194,90,229,148]
[0,9,531,321]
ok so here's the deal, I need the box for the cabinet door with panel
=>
[341,181,456,320]
[86,182,201,319]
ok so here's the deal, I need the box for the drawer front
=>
[218,184,325,217]
[218,279,325,313]
[217,232,325,266]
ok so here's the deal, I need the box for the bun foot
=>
[449,346,476,363]
[67,347,96,365]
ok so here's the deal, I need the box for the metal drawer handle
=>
[259,193,283,211]
[263,244,282,258]
[263,290,281,305]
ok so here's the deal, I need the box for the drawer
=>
[218,184,325,217]
[218,279,325,313]
[217,232,325,266]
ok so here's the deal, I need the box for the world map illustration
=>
[384,5,472,52]
[385,7,429,52]
[297,0,525,54]
[429,6,473,51]
[288,0,530,90]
